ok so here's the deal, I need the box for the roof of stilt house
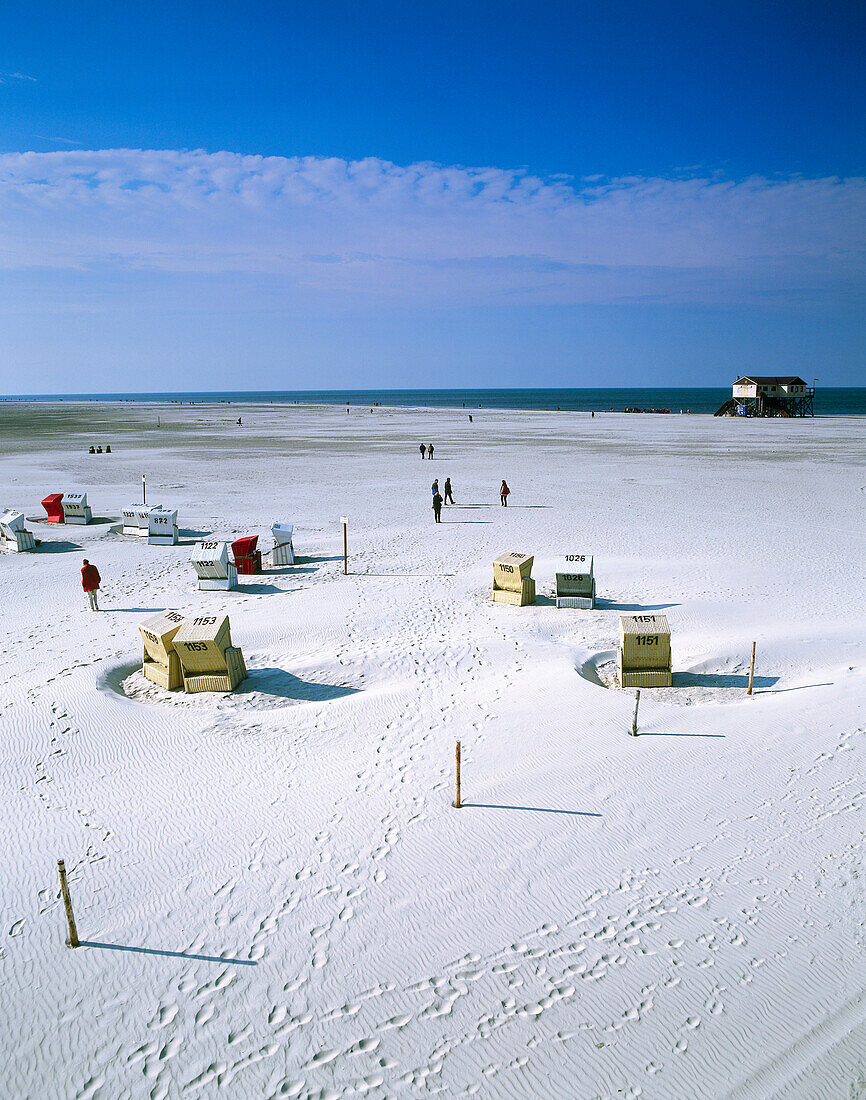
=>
[733,376,808,386]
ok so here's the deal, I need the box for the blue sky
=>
[1,1,864,392]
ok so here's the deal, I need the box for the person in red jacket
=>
[81,559,101,610]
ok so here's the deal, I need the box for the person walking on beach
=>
[420,443,426,459]
[81,559,101,610]
[432,490,443,522]
[427,443,434,460]
[431,478,439,499]
[443,477,454,504]
[500,479,510,507]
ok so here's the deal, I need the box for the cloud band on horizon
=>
[1,149,863,307]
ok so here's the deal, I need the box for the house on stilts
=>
[715,376,815,417]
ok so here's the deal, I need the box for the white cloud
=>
[0,149,863,306]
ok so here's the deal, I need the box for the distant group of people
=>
[419,443,435,459]
[430,476,455,521]
[88,445,111,453]
[428,477,510,521]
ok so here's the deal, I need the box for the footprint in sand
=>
[379,1013,412,1031]
[350,1038,380,1055]
[274,1081,305,1097]
[308,1048,340,1067]
[127,1040,158,1065]
[76,1075,104,1099]
[151,1002,178,1029]
[158,1035,181,1061]
[178,974,196,994]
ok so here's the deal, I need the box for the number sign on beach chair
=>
[148,507,179,545]
[555,554,595,609]
[617,614,672,688]
[61,492,92,525]
[173,614,247,693]
[0,509,36,552]
[120,507,139,535]
[492,552,536,606]
[138,610,185,690]
[122,504,159,536]
[191,541,238,590]
[271,523,295,566]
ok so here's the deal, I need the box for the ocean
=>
[3,387,865,416]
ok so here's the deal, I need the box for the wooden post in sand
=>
[341,516,348,575]
[631,690,641,737]
[57,860,79,948]
[453,741,462,807]
[747,642,756,695]
[142,474,147,506]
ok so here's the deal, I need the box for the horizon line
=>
[2,383,857,400]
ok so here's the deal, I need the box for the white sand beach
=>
[1,401,864,1099]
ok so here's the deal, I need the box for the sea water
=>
[4,387,865,416]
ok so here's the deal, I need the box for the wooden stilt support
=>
[453,741,462,807]
[747,642,756,695]
[57,860,79,948]
[631,690,641,737]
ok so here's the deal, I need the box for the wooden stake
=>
[57,860,79,948]
[341,517,348,575]
[631,690,641,737]
[142,474,147,506]
[747,641,756,695]
[453,741,462,807]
